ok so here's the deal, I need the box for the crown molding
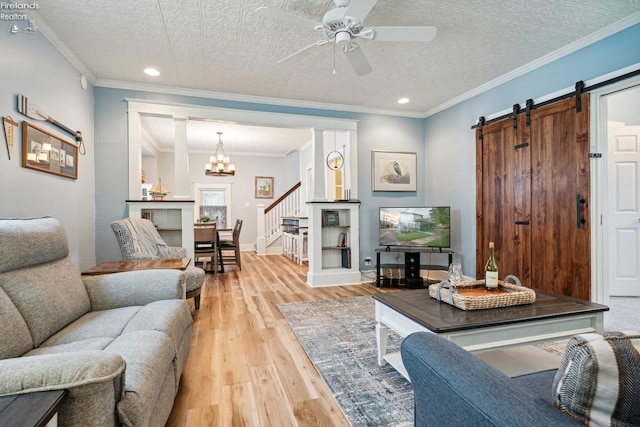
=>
[25,9,97,83]
[25,7,640,121]
[96,79,426,119]
[423,12,640,118]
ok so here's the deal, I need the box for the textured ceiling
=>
[27,0,640,154]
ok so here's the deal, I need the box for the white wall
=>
[608,84,640,126]
[0,27,96,270]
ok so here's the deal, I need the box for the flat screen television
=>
[379,206,451,248]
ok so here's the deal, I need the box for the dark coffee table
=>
[373,289,608,377]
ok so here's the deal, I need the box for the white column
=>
[173,116,191,199]
[127,111,142,199]
[311,128,326,201]
[348,130,358,199]
[256,204,267,255]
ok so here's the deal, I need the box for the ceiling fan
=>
[255,0,437,76]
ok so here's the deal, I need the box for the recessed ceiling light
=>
[397,97,410,104]
[144,68,160,77]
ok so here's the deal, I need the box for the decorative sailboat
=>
[149,177,169,200]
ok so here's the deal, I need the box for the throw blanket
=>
[122,217,170,258]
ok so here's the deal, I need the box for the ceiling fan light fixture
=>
[260,0,437,77]
[335,31,351,47]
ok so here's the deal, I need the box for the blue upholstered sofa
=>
[401,332,581,426]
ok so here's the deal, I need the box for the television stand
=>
[375,246,454,288]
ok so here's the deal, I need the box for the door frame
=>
[591,73,640,306]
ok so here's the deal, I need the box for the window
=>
[202,190,224,205]
[194,183,232,228]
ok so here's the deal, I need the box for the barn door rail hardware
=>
[471,67,640,130]
[574,81,585,112]
[512,104,520,129]
[476,116,486,140]
[525,99,533,125]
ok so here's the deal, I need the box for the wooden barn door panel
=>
[476,94,590,300]
[476,115,531,284]
[530,94,590,299]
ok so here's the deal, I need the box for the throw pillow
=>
[552,331,640,426]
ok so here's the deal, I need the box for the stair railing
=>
[256,182,301,255]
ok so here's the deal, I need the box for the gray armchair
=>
[111,218,205,309]
[0,217,192,427]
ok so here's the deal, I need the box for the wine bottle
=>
[484,241,499,291]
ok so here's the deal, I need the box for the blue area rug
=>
[278,296,413,427]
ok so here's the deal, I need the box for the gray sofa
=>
[0,217,193,426]
[401,332,581,426]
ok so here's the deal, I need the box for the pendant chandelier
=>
[205,131,235,176]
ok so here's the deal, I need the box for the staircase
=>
[256,182,301,255]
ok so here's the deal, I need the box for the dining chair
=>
[194,224,219,274]
[219,219,243,270]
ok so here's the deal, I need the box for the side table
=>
[81,257,191,275]
[0,390,67,427]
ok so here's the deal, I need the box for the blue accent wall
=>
[424,23,640,276]
[93,88,426,264]
[5,16,637,279]
[0,26,96,269]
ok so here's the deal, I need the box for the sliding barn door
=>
[529,95,591,299]
[476,94,591,300]
[476,115,531,285]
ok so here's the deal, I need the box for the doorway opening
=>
[593,77,640,303]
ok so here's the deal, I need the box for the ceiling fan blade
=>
[255,6,320,31]
[343,44,372,76]
[277,40,329,64]
[342,0,378,23]
[366,26,437,42]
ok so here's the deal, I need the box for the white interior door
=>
[608,125,640,296]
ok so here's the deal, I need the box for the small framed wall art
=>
[22,121,78,180]
[255,176,274,199]
[322,210,340,226]
[372,150,416,192]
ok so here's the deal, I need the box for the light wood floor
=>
[166,252,396,427]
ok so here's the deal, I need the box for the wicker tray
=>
[428,275,536,310]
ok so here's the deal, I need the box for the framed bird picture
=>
[372,150,417,192]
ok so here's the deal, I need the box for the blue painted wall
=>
[93,88,426,264]
[0,27,96,270]
[424,23,640,277]
[6,17,637,278]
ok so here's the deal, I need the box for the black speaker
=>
[404,252,421,279]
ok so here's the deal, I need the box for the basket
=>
[428,275,536,310]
